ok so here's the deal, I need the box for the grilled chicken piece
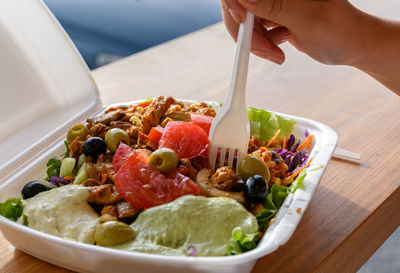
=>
[87,184,123,205]
[195,169,245,205]
[117,201,142,219]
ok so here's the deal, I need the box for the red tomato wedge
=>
[159,121,209,159]
[190,113,214,135]
[147,125,164,149]
[114,150,200,208]
[113,142,133,173]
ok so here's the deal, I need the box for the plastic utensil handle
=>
[226,11,254,110]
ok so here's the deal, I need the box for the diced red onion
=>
[186,245,197,256]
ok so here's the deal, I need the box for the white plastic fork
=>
[208,11,254,171]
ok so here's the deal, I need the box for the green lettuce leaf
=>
[256,208,277,230]
[246,106,296,142]
[45,157,62,180]
[0,197,23,221]
[226,227,260,255]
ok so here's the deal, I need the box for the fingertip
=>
[251,50,285,65]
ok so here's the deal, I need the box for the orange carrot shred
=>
[297,135,314,152]
[291,157,314,179]
[282,135,287,149]
[266,129,281,147]
[306,135,314,153]
[63,176,74,181]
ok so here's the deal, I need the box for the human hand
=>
[220,0,369,66]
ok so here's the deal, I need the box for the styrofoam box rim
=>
[0,99,337,273]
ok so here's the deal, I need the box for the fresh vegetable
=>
[158,121,209,159]
[245,175,268,204]
[76,154,87,172]
[21,181,49,199]
[0,197,23,221]
[290,158,314,179]
[48,176,70,187]
[59,158,76,178]
[271,184,289,209]
[147,126,164,148]
[82,137,107,158]
[113,143,133,173]
[226,226,260,255]
[238,155,270,182]
[114,150,200,208]
[66,124,90,143]
[45,157,61,180]
[60,140,70,158]
[95,221,135,246]
[256,208,277,230]
[74,163,88,185]
[105,128,130,153]
[148,148,179,173]
[190,113,213,135]
[266,129,281,147]
[246,106,296,141]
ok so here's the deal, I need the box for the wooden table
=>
[1,1,399,272]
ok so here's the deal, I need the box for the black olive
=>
[82,137,107,158]
[245,175,268,204]
[21,181,48,199]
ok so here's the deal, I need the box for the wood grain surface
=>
[1,1,399,272]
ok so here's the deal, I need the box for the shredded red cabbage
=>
[287,134,295,149]
[49,176,69,186]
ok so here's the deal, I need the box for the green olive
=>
[238,155,270,182]
[95,221,135,246]
[67,124,90,143]
[148,148,179,173]
[105,128,130,153]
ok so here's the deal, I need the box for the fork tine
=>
[209,145,218,171]
[237,149,246,169]
[227,149,235,170]
[218,148,227,169]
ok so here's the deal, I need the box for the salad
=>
[0,96,315,256]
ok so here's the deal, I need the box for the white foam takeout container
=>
[0,1,338,273]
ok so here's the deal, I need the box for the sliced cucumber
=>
[76,154,87,172]
[74,163,88,184]
[59,158,76,177]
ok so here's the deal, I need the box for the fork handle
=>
[226,11,254,110]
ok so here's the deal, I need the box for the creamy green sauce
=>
[112,195,258,256]
[22,185,98,244]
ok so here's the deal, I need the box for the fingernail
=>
[246,0,258,3]
[229,8,242,24]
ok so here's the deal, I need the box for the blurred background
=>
[43,1,399,272]
[43,0,222,69]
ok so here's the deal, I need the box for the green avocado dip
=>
[22,185,98,244]
[111,195,258,256]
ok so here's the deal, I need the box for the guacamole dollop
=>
[112,195,258,256]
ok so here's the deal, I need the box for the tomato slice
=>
[147,125,164,149]
[114,150,200,208]
[113,142,133,173]
[190,113,214,135]
[159,121,209,159]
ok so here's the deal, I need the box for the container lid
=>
[0,0,102,179]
